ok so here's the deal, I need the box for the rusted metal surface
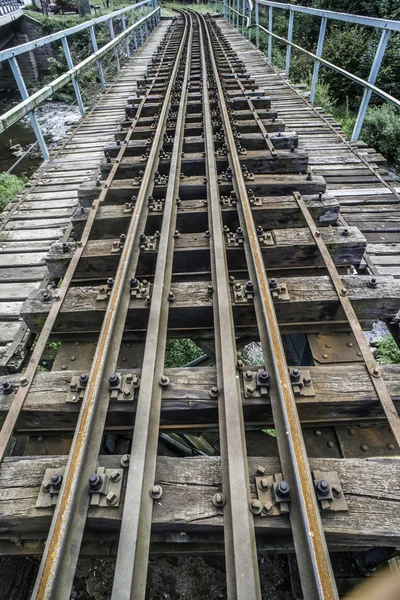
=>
[294,190,400,449]
[203,14,338,600]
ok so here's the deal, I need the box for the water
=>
[0,93,81,177]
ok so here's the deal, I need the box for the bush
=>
[362,104,400,164]
[164,339,204,368]
[376,335,400,364]
[0,173,26,212]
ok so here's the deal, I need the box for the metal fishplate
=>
[289,368,315,397]
[231,280,254,304]
[254,469,290,516]
[130,279,151,302]
[88,466,124,507]
[108,372,140,402]
[242,368,270,398]
[312,470,348,512]
[36,467,66,507]
[269,278,290,301]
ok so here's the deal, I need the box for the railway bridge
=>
[1,2,400,598]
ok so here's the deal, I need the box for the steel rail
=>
[29,21,185,600]
[203,13,338,600]
[208,16,276,155]
[194,10,262,599]
[0,18,173,466]
[293,191,400,447]
[110,12,193,600]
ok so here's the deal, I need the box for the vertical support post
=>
[108,17,121,73]
[61,37,85,116]
[121,13,131,58]
[248,0,252,42]
[139,6,144,45]
[268,4,273,61]
[89,24,106,90]
[285,9,294,77]
[352,29,391,141]
[237,0,240,28]
[241,0,245,36]
[255,0,259,49]
[131,8,138,51]
[310,16,327,103]
[8,56,49,161]
[144,4,149,37]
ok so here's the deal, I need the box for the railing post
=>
[268,4,273,61]
[255,0,259,49]
[351,28,391,141]
[61,36,85,116]
[121,12,131,58]
[139,6,144,45]
[241,0,245,36]
[310,16,327,103]
[144,4,149,37]
[248,0,252,42]
[285,9,294,77]
[130,8,138,51]
[89,24,106,90]
[8,56,49,161]
[108,17,121,72]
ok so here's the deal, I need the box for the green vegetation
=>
[255,0,400,164]
[0,173,26,212]
[164,339,204,368]
[376,335,400,365]
[161,2,215,16]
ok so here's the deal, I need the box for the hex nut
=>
[106,492,118,506]
[120,454,130,467]
[250,499,263,515]
[150,485,163,500]
[212,493,226,507]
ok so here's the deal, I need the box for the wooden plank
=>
[1,454,399,547]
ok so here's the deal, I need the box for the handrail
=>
[0,0,152,62]
[220,0,400,140]
[0,0,20,16]
[0,0,159,160]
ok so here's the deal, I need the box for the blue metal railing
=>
[0,0,160,160]
[221,0,400,141]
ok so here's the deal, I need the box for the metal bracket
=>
[312,470,348,512]
[109,372,140,402]
[254,469,290,517]
[242,368,270,398]
[36,467,66,507]
[289,368,315,397]
[269,279,290,301]
[232,281,254,304]
[257,231,274,246]
[89,466,124,507]
[148,197,165,212]
[97,280,114,301]
[225,227,243,247]
[67,374,88,403]
[248,189,262,206]
[139,233,159,252]
[130,279,151,302]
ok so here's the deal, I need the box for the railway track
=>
[1,9,400,600]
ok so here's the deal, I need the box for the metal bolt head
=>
[256,465,266,476]
[360,444,368,452]
[276,481,290,498]
[160,374,170,386]
[258,478,269,491]
[2,381,13,395]
[88,473,103,490]
[212,492,226,507]
[109,373,120,387]
[42,482,51,493]
[368,277,378,289]
[150,485,163,500]
[264,500,274,514]
[245,280,254,293]
[50,473,63,489]
[250,499,263,514]
[316,479,330,496]
[244,370,253,381]
[106,491,118,506]
[258,370,269,383]
[110,470,121,483]
[332,484,342,497]
[290,368,301,383]
[19,377,28,387]
[79,374,88,387]
[120,454,130,467]
[269,278,279,290]
[209,386,220,398]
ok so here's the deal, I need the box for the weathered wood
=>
[77,174,326,205]
[20,275,400,335]
[0,364,399,431]
[45,227,366,280]
[1,454,399,547]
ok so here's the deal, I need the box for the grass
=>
[376,335,400,365]
[161,2,215,17]
[0,173,26,212]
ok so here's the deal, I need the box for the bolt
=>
[168,291,175,302]
[209,386,220,398]
[120,233,126,245]
[108,373,120,387]
[62,243,69,253]
[258,370,269,384]
[250,499,263,514]
[327,441,335,448]
[259,478,269,491]
[212,492,226,507]
[340,287,347,296]
[42,482,51,493]
[269,278,279,290]
[322,354,328,359]
[20,377,28,387]
[88,474,103,490]
[160,374,169,386]
[245,280,254,293]
[150,485,163,499]
[120,454,130,467]
[342,228,349,237]
[106,492,118,506]
[276,481,290,498]
[372,367,381,377]
[264,500,274,514]
[107,277,114,289]
[387,443,395,451]
[110,470,121,483]
[50,473,63,489]
[256,225,264,236]
[360,444,368,452]
[348,428,355,436]
[316,480,330,496]
[79,374,88,387]
[314,430,322,437]
[2,381,13,395]
[368,277,378,289]
[256,465,266,475]
[130,277,139,289]
[42,291,51,302]
[290,369,301,384]
[332,484,342,497]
